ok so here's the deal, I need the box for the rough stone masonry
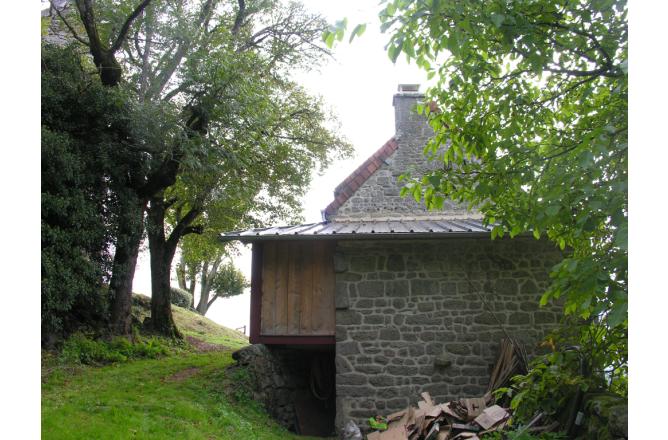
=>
[333,237,563,429]
[328,86,564,429]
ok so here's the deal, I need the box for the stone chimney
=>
[392,84,432,140]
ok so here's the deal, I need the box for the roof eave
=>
[219,230,495,244]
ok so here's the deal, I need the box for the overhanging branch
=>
[110,0,152,53]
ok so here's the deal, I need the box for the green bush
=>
[59,333,169,366]
[170,287,193,309]
[41,44,138,344]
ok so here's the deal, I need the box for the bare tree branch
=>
[110,0,153,53]
[50,1,90,46]
[231,0,246,35]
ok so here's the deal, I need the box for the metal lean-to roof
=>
[219,218,492,243]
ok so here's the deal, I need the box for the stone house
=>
[222,85,562,435]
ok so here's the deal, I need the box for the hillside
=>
[41,298,321,439]
[131,294,249,350]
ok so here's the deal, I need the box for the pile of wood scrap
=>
[487,338,528,393]
[366,392,511,440]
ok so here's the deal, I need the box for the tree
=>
[378,0,627,388]
[55,0,350,336]
[177,232,247,316]
[41,44,139,344]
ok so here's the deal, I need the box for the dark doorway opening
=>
[286,345,336,437]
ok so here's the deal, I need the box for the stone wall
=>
[332,92,472,221]
[334,237,563,430]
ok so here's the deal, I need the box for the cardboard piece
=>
[421,392,435,407]
[440,403,462,420]
[367,432,382,440]
[436,428,451,440]
[427,406,444,419]
[379,426,408,440]
[387,409,407,423]
[473,405,509,430]
[463,398,487,420]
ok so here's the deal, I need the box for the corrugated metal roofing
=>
[219,218,492,242]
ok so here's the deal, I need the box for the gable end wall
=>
[331,93,472,221]
[333,237,563,429]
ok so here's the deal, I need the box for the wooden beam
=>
[249,242,263,344]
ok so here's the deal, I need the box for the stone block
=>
[445,343,471,356]
[520,279,539,295]
[333,252,347,273]
[508,312,531,325]
[335,283,350,310]
[534,311,557,324]
[495,278,518,295]
[351,256,377,272]
[358,280,384,298]
[338,373,368,386]
[411,279,440,296]
[387,254,405,271]
[379,327,401,341]
[336,310,362,325]
[337,341,360,355]
[364,314,384,325]
[369,374,395,387]
[386,280,410,297]
[386,365,418,376]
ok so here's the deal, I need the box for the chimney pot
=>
[397,84,420,92]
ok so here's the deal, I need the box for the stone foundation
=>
[232,344,335,434]
[334,237,563,429]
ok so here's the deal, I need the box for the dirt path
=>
[185,336,231,353]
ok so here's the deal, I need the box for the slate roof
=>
[219,218,491,243]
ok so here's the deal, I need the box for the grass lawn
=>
[42,302,321,439]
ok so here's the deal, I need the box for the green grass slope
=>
[42,352,322,439]
[42,297,319,439]
[132,294,249,350]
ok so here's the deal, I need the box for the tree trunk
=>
[176,254,187,290]
[146,195,181,338]
[109,198,146,335]
[196,264,211,315]
[196,256,221,316]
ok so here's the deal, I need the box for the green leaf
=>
[490,13,505,28]
[545,205,560,217]
[607,301,627,328]
[324,31,335,49]
[349,23,367,43]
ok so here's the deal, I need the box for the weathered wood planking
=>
[260,240,335,336]
[299,242,313,333]
[287,241,301,334]
[260,242,277,335]
[318,241,336,334]
[274,243,289,335]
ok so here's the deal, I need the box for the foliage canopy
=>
[378,0,627,386]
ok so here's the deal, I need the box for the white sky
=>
[132,0,428,331]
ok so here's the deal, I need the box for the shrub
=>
[170,287,193,309]
[59,333,169,366]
